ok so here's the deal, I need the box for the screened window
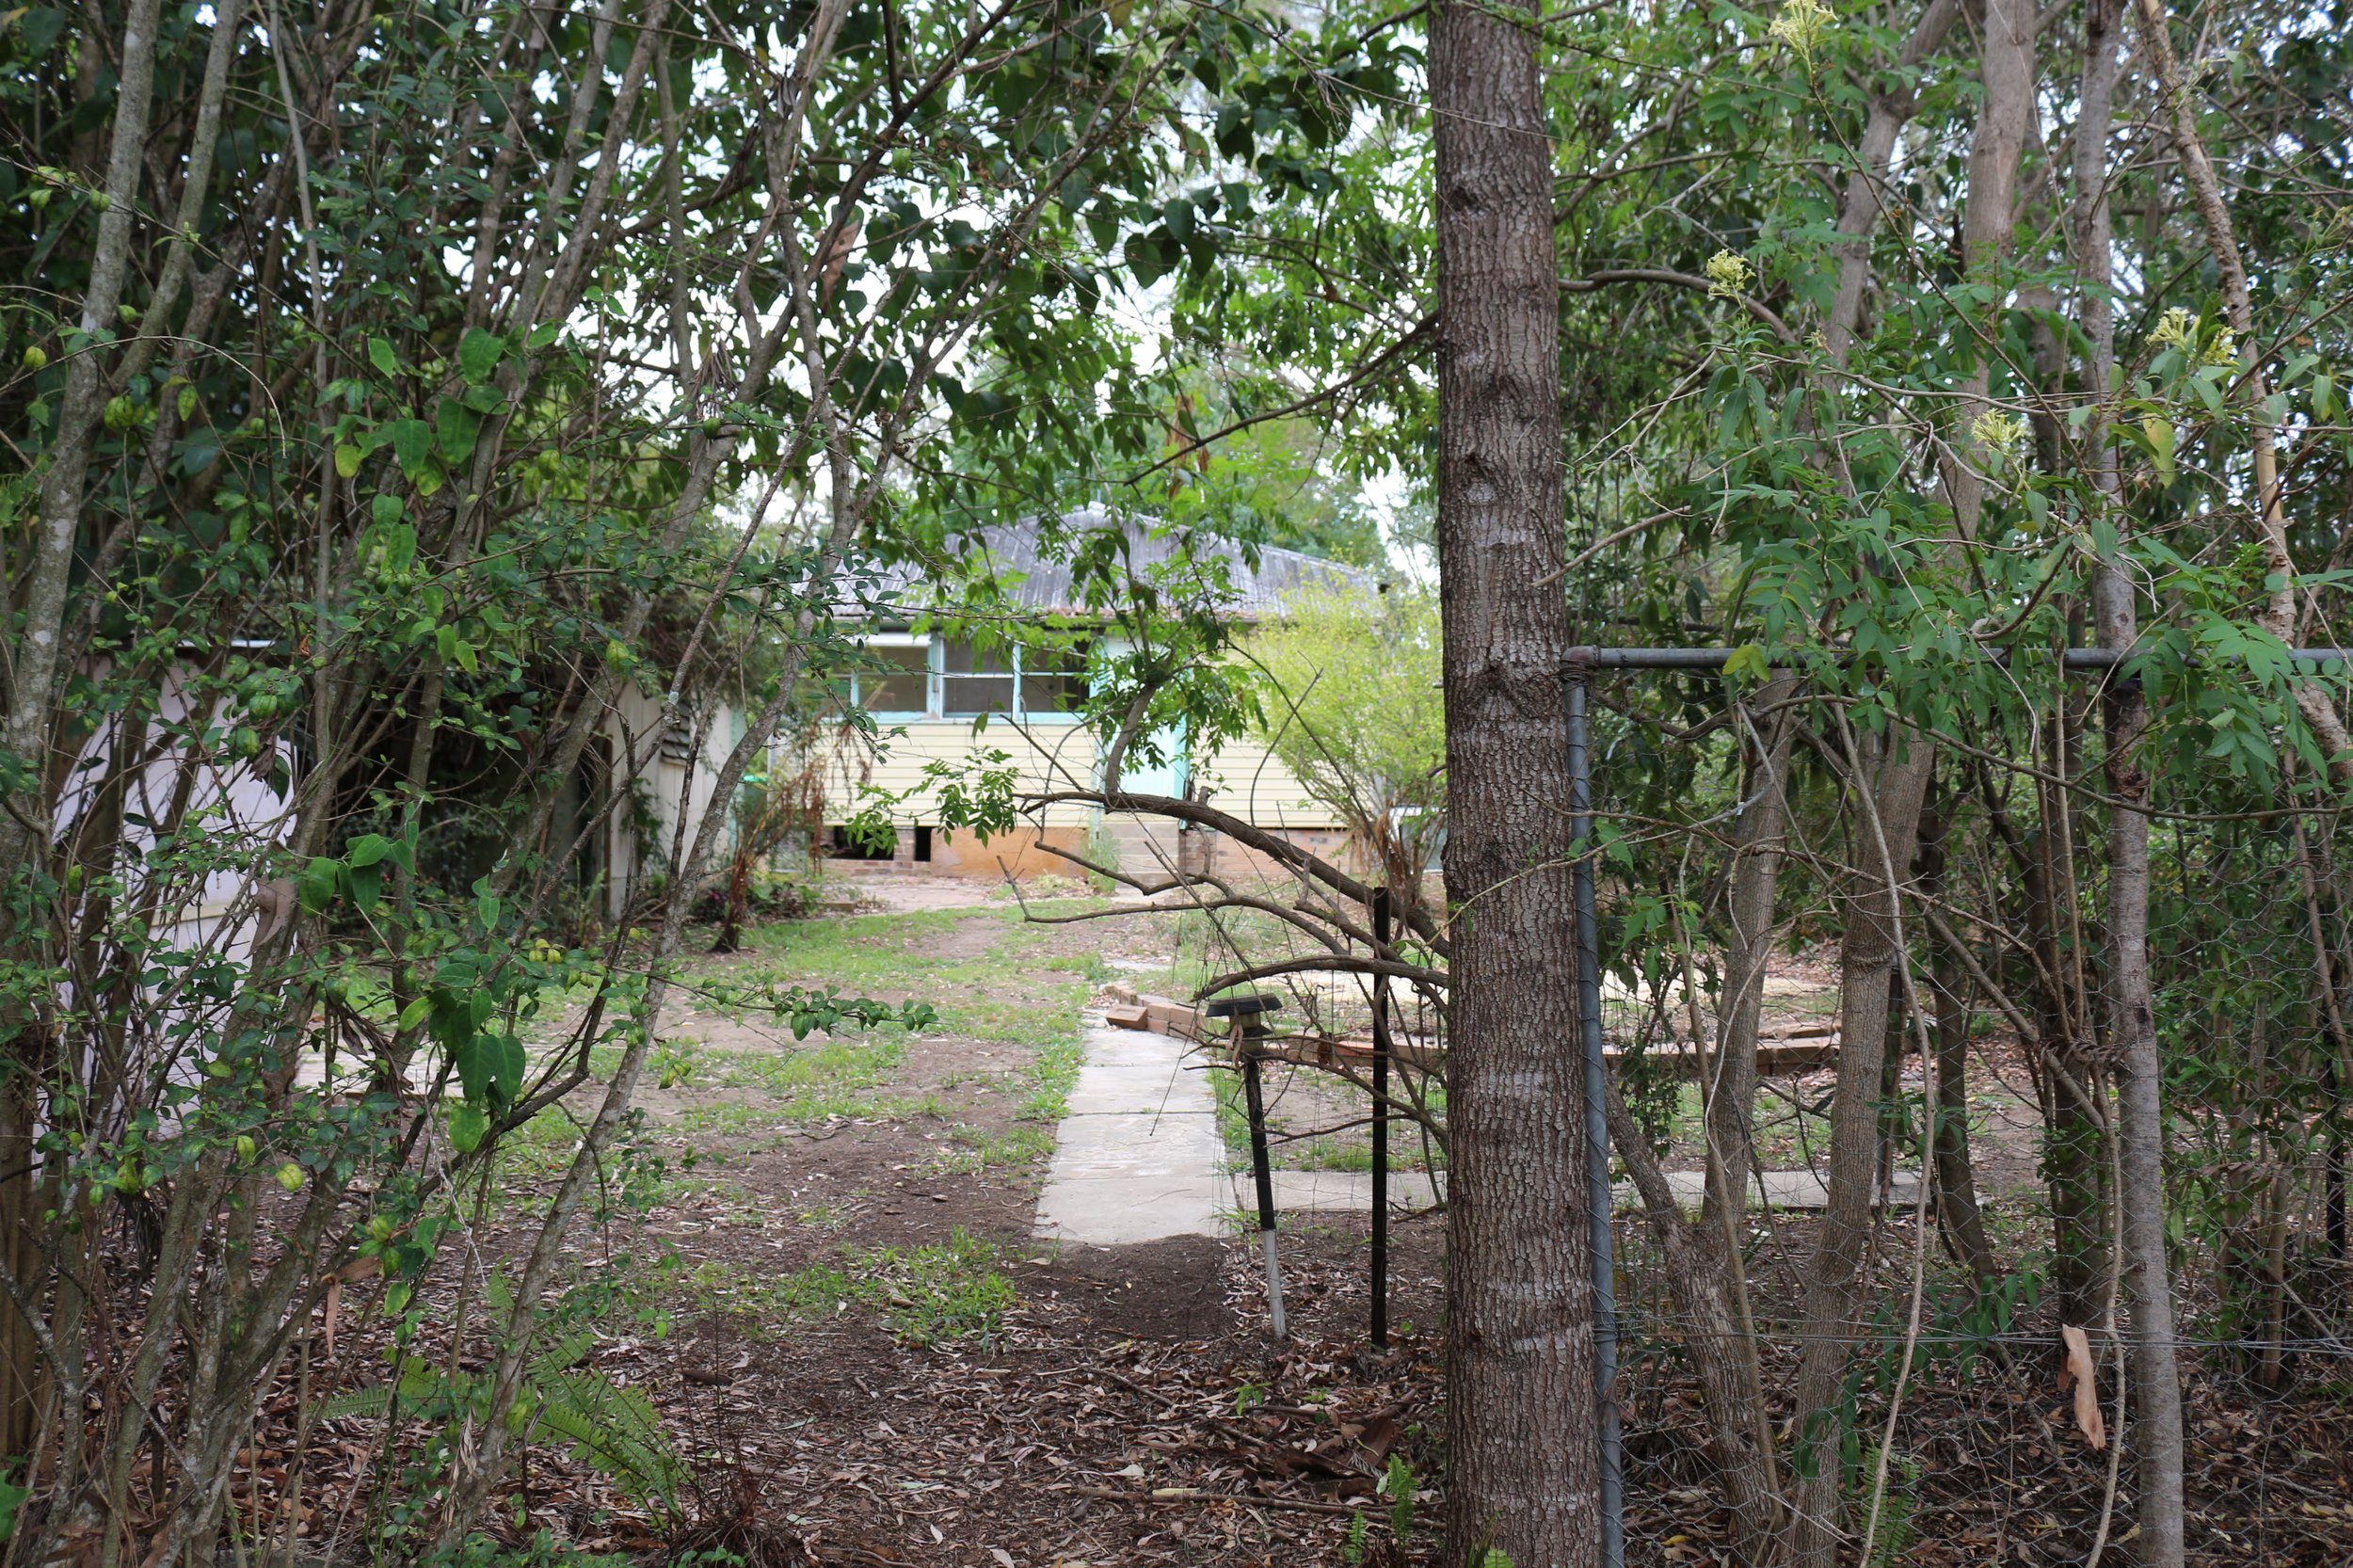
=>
[1017,645,1088,715]
[941,641,1015,717]
[856,644,930,713]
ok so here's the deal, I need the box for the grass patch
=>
[932,1122,1057,1174]
[674,1229,1016,1348]
[663,902,1103,1152]
[709,1035,907,1097]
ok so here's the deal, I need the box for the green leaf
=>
[396,996,432,1032]
[346,860,384,912]
[449,1102,489,1154]
[435,396,482,466]
[368,338,399,377]
[176,385,197,420]
[1126,233,1169,289]
[527,321,560,349]
[334,442,361,479]
[389,418,433,478]
[495,1032,525,1101]
[452,1032,490,1102]
[457,327,504,385]
[2141,414,2176,480]
[298,857,341,914]
[435,624,478,671]
[346,833,394,868]
[375,520,417,570]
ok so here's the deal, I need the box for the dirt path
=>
[278,900,2352,1568]
[291,898,1449,1567]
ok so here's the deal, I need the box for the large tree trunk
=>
[1430,0,1599,1560]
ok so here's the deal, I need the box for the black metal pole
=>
[1370,886,1393,1350]
[1241,1048,1288,1337]
[1566,666,1625,1568]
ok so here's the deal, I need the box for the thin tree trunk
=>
[1824,0,1962,360]
[2096,616,2185,1568]
[2054,0,2129,1344]
[1431,0,1599,1559]
[1788,5,2033,1555]
[1704,671,1801,1224]
[1916,788,1996,1286]
[3,0,166,864]
[2130,0,2353,782]
[1606,1087,1782,1565]
[2038,704,2109,1328]
[2075,6,2185,1561]
[1785,726,1936,1568]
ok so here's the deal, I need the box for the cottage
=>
[810,509,1381,883]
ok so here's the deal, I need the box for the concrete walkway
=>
[1221,1168,1922,1214]
[1032,1021,1225,1245]
[1229,1170,1446,1213]
[1032,1020,1924,1240]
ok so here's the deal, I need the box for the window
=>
[1017,644,1088,715]
[941,641,1014,717]
[840,636,1089,720]
[855,643,930,713]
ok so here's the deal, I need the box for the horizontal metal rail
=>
[1566,646,2353,672]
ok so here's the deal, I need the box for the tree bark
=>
[2080,4,2185,1560]
[1916,788,1997,1286]
[1824,0,1962,360]
[1703,671,1801,1224]
[1606,1086,1782,1565]
[3,0,166,861]
[1431,0,1600,1560]
[1787,5,2034,1559]
[1785,725,1936,1568]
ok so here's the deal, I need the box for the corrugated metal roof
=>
[858,508,1380,621]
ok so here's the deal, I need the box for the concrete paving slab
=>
[1227,1170,1446,1214]
[1634,1169,1923,1211]
[1214,1166,1923,1215]
[1034,1025,1225,1245]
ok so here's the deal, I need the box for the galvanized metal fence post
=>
[1566,662,1625,1568]
[1370,885,1393,1350]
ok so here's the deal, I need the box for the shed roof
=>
[863,508,1380,621]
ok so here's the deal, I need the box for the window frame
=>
[846,634,1092,723]
[848,632,936,719]
[1012,641,1088,724]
